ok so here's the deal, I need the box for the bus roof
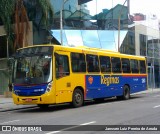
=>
[53,45,145,60]
[17,44,146,60]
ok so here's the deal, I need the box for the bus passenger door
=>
[54,53,72,103]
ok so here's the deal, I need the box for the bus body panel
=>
[55,76,72,104]
[55,74,86,103]
[85,75,122,99]
[85,74,147,99]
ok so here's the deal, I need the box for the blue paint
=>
[13,84,48,96]
[85,75,147,99]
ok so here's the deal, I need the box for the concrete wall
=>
[135,24,160,55]
[0,58,9,95]
[0,25,6,36]
[0,21,33,46]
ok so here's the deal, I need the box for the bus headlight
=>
[46,82,52,93]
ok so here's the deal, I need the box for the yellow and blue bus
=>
[11,45,147,108]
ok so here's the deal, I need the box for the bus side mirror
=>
[8,83,13,91]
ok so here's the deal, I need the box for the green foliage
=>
[26,0,54,29]
[0,0,54,49]
[0,0,15,39]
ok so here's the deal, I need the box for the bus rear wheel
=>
[72,88,84,108]
[122,85,130,100]
[117,85,130,100]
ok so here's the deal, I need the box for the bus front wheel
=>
[72,88,84,108]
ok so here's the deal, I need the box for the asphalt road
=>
[1,92,160,134]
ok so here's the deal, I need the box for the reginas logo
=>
[88,76,93,84]
[101,75,119,86]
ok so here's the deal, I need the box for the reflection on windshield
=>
[14,55,52,85]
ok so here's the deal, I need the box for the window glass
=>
[99,56,111,73]
[122,58,131,73]
[55,54,70,78]
[71,53,86,72]
[130,59,139,73]
[86,54,99,72]
[139,60,146,74]
[111,57,121,73]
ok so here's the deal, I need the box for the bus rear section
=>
[85,55,147,101]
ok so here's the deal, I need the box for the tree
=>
[0,0,15,56]
[0,0,15,39]
[24,0,54,44]
[25,0,54,29]
[0,0,54,50]
[14,0,30,49]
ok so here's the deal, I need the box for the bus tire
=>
[72,88,84,108]
[37,104,49,109]
[122,85,130,100]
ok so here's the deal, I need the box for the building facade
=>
[49,0,128,51]
[1,0,160,95]
[134,24,160,88]
[49,0,160,88]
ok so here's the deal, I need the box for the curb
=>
[0,106,37,112]
[132,89,160,95]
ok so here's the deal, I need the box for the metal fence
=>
[0,58,9,95]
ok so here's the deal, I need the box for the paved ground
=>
[0,96,36,112]
[0,88,160,112]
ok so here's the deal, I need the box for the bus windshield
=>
[13,54,52,85]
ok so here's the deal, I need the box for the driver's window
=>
[16,58,27,78]
[55,54,70,78]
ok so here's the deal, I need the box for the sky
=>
[86,0,160,18]
[130,0,160,18]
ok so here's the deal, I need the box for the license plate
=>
[25,98,32,102]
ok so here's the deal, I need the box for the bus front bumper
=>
[12,93,56,105]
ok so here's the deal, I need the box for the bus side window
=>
[139,60,146,73]
[111,57,122,73]
[122,58,131,73]
[55,54,70,78]
[130,59,139,73]
[100,56,111,73]
[71,52,86,72]
[86,54,100,73]
[80,62,86,72]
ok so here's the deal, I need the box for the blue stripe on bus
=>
[85,75,147,99]
[13,84,48,96]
